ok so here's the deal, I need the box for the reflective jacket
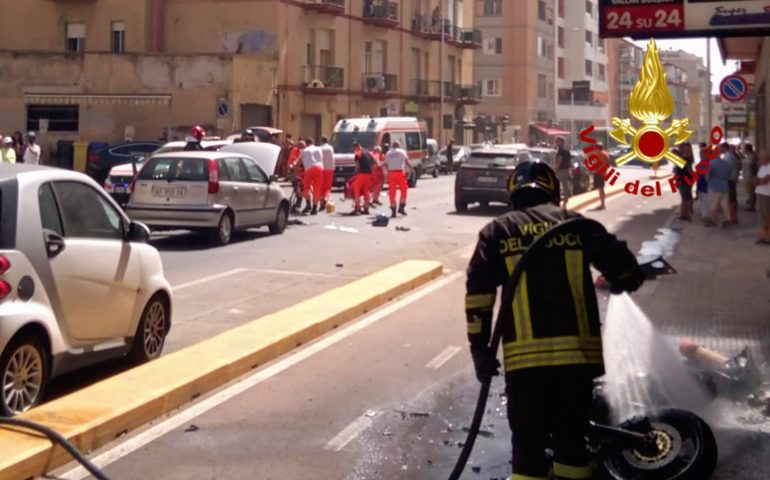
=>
[465,203,640,379]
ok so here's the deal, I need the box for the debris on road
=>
[471,465,482,473]
[462,426,494,438]
[395,226,411,232]
[396,410,431,419]
[287,219,309,226]
[184,424,199,433]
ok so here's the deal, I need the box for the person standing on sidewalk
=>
[1,137,16,164]
[319,136,335,210]
[385,140,412,218]
[592,143,608,210]
[706,143,734,228]
[554,137,572,208]
[445,138,455,174]
[754,150,770,245]
[696,144,710,221]
[674,143,695,221]
[744,144,757,211]
[726,144,742,224]
[465,160,644,480]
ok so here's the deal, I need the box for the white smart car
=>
[0,164,172,415]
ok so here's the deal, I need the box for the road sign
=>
[719,74,748,103]
[216,98,229,118]
[216,117,230,130]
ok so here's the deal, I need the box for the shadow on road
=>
[150,229,272,251]
[448,204,509,218]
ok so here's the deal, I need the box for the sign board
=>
[386,101,399,116]
[599,1,770,39]
[216,98,229,118]
[726,115,747,124]
[719,74,749,102]
[404,101,419,114]
[723,103,747,115]
[216,117,230,130]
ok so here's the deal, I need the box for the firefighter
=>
[319,136,335,210]
[351,141,374,215]
[301,138,324,215]
[385,140,412,218]
[184,125,205,151]
[465,160,644,480]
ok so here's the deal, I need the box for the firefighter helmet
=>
[190,125,206,141]
[507,160,560,209]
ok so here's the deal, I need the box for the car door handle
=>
[43,229,66,259]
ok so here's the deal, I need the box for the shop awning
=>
[529,123,571,136]
[24,93,171,106]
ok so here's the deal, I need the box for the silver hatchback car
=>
[126,152,290,245]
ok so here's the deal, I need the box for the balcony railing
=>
[301,0,345,14]
[303,65,345,93]
[363,72,398,96]
[454,84,481,104]
[363,0,399,28]
[410,79,438,99]
[451,28,482,49]
[411,14,450,40]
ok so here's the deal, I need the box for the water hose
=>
[448,217,604,480]
[0,417,111,480]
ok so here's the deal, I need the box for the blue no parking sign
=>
[216,98,229,118]
[719,75,748,103]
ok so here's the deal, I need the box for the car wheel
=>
[208,211,233,246]
[269,204,289,235]
[129,294,170,364]
[455,196,468,213]
[432,166,439,178]
[0,335,48,416]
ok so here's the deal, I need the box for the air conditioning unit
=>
[365,74,386,91]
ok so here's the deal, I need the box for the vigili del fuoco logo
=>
[580,39,724,197]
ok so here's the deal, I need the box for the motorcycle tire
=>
[601,408,717,480]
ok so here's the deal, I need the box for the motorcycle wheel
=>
[601,409,717,480]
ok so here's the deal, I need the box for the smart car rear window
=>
[138,158,208,181]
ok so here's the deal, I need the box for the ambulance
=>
[329,117,429,187]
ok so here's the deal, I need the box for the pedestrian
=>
[445,138,455,174]
[289,141,306,213]
[754,150,770,245]
[705,143,734,228]
[385,140,412,218]
[592,143,609,210]
[1,137,16,164]
[11,131,23,160]
[465,160,644,480]
[744,144,757,211]
[277,134,294,179]
[696,143,709,220]
[431,5,441,31]
[351,141,373,215]
[554,136,572,208]
[370,145,384,206]
[239,129,256,143]
[674,142,695,221]
[727,144,742,224]
[319,136,335,210]
[184,125,205,151]
[300,137,324,215]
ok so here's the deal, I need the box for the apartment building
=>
[554,0,611,145]
[660,49,710,142]
[473,0,558,144]
[0,0,479,148]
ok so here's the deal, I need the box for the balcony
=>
[411,14,451,41]
[301,0,345,14]
[449,28,482,49]
[303,65,345,94]
[410,79,441,101]
[363,0,399,29]
[454,84,481,105]
[363,72,398,98]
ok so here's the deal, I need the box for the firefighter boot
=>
[398,203,407,216]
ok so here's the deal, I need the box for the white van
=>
[329,117,429,187]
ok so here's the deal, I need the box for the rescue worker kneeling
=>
[465,160,644,480]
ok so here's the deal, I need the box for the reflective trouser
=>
[388,170,408,207]
[322,170,334,201]
[371,166,384,201]
[303,165,324,204]
[507,371,594,480]
[353,173,371,210]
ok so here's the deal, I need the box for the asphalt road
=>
[48,166,755,480]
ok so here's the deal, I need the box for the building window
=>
[585,0,593,17]
[585,30,593,47]
[111,21,125,53]
[27,105,80,132]
[585,60,593,77]
[558,0,565,17]
[598,63,606,82]
[66,23,85,52]
[307,29,316,65]
[483,37,502,55]
[482,79,501,97]
[538,74,546,98]
[480,0,502,16]
[319,29,334,66]
[537,0,546,21]
[558,57,565,79]
[537,37,548,58]
[557,27,564,48]
[598,37,605,53]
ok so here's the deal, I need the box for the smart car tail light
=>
[0,281,10,300]
[0,255,10,275]
[208,159,220,194]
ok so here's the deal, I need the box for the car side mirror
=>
[126,221,151,243]
[43,229,65,259]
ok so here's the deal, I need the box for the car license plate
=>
[114,186,126,194]
[335,177,345,183]
[152,186,187,197]
[477,176,498,184]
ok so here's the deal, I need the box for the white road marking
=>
[425,346,462,369]
[58,271,464,480]
[247,268,349,279]
[172,268,248,291]
[324,413,376,451]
